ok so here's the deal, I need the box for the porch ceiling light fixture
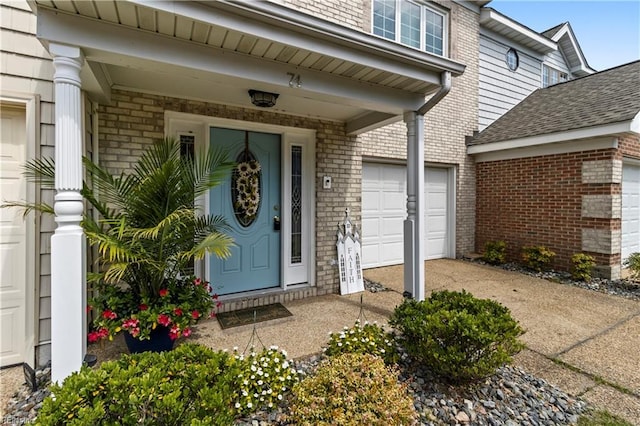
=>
[248,90,279,108]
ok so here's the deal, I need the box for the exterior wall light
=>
[248,90,279,108]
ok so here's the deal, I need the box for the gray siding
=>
[0,0,55,366]
[478,32,542,130]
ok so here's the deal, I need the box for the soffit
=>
[33,0,466,128]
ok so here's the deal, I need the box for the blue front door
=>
[210,128,281,295]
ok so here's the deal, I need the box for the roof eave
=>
[479,8,557,54]
[468,116,640,155]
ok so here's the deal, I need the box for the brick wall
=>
[359,1,480,257]
[618,134,640,159]
[476,149,622,278]
[98,89,360,307]
[282,0,364,30]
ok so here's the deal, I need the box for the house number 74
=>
[287,72,302,88]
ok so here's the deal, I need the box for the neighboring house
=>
[469,61,640,279]
[478,8,595,131]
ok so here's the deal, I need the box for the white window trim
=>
[371,0,449,57]
[164,111,316,292]
[542,64,568,88]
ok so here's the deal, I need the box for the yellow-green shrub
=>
[288,353,417,426]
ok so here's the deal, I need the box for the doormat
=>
[217,303,293,330]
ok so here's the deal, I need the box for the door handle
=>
[273,215,280,231]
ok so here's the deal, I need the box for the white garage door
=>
[0,104,27,366]
[622,163,640,262]
[362,163,452,268]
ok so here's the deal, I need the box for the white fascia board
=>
[480,8,557,54]
[631,111,640,134]
[557,25,595,75]
[473,137,618,163]
[129,0,465,80]
[36,9,426,113]
[468,120,637,155]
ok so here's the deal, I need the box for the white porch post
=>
[50,43,87,383]
[403,111,425,301]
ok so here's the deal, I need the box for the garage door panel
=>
[362,163,452,268]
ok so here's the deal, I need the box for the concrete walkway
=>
[2,259,639,424]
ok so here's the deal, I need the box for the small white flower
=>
[278,394,283,400]
[282,361,289,368]
[247,402,253,409]
[235,402,241,408]
[242,390,248,397]
[261,390,266,395]
[258,380,263,385]
[243,380,249,385]
[268,402,273,408]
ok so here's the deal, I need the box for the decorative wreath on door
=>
[232,132,262,227]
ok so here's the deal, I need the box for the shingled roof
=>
[469,61,640,147]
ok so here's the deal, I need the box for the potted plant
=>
[13,138,234,352]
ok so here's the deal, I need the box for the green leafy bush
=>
[36,344,239,425]
[571,253,596,281]
[231,346,300,414]
[324,320,399,365]
[483,240,507,265]
[623,252,640,280]
[521,245,556,272]
[288,353,417,426]
[389,290,524,383]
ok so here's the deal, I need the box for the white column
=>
[50,43,86,383]
[403,111,425,301]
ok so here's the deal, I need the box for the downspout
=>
[403,71,452,301]
[418,71,452,115]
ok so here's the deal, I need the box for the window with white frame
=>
[373,0,447,56]
[542,65,568,88]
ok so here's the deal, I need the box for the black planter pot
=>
[123,326,175,354]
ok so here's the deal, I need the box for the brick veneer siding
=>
[98,89,360,311]
[359,1,479,257]
[618,134,640,159]
[475,149,622,277]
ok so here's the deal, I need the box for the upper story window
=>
[373,0,447,56]
[542,65,568,88]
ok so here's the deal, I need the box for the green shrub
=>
[389,290,524,383]
[324,320,399,365]
[623,252,640,280]
[483,240,507,265]
[36,344,239,425]
[571,253,596,281]
[288,353,417,426]
[521,245,556,272]
[231,346,300,415]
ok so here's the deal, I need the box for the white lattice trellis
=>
[336,208,364,295]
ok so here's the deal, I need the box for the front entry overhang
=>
[32,0,464,134]
[30,0,465,382]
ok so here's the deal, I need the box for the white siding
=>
[0,0,53,366]
[478,32,542,130]
[543,49,571,76]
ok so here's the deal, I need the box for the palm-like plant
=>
[9,138,235,341]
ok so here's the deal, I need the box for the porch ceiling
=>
[32,0,466,133]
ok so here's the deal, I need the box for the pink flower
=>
[173,308,183,316]
[193,278,202,286]
[191,310,200,320]
[88,331,100,343]
[182,328,192,338]
[101,309,117,320]
[122,318,139,329]
[169,325,181,340]
[129,327,140,338]
[209,311,217,319]
[159,289,169,297]
[157,314,171,327]
[98,328,109,339]
[138,304,148,311]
